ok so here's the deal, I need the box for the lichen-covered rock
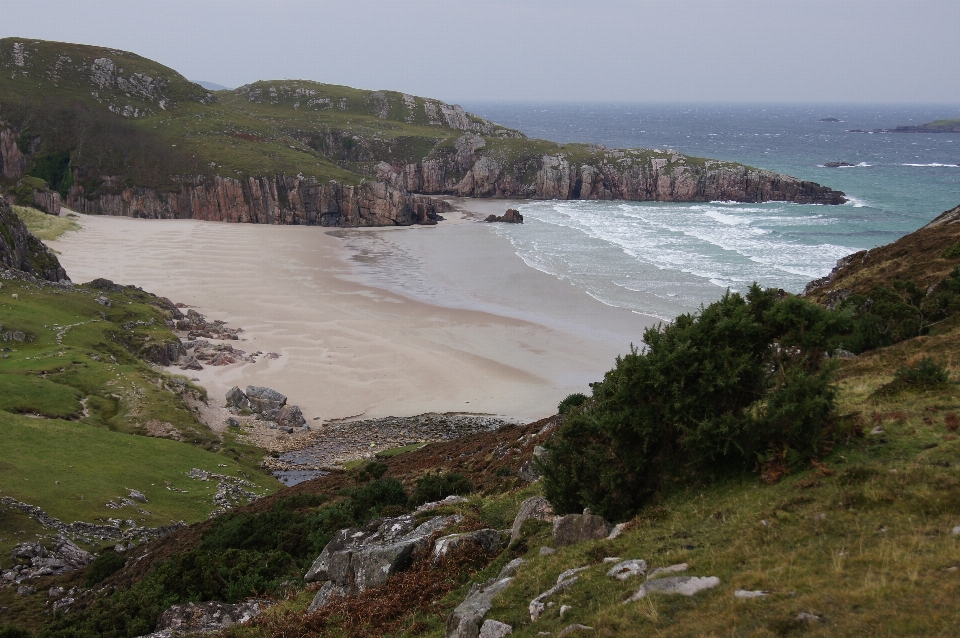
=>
[304,514,461,609]
[225,386,249,409]
[0,199,70,282]
[628,575,720,601]
[446,560,525,638]
[510,496,554,543]
[245,386,286,415]
[145,599,262,636]
[277,404,306,428]
[433,529,504,563]
[552,510,613,547]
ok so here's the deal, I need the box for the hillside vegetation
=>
[2,204,959,637]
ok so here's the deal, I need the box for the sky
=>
[3,0,959,104]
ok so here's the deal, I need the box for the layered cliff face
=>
[68,174,450,227]
[0,199,70,282]
[378,140,847,205]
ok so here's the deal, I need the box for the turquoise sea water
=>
[459,103,960,319]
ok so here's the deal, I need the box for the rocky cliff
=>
[68,173,451,227]
[0,199,70,282]
[378,140,846,204]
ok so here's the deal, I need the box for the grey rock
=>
[52,596,74,613]
[559,604,572,620]
[94,296,112,308]
[226,417,240,428]
[415,494,469,513]
[180,357,202,371]
[479,619,513,638]
[128,489,147,503]
[552,511,613,547]
[953,525,960,536]
[153,600,262,634]
[628,576,720,601]
[556,566,590,584]
[245,386,287,414]
[734,589,768,599]
[796,612,821,622]
[447,575,514,638]
[607,559,647,580]
[280,426,294,434]
[225,386,249,409]
[646,562,688,580]
[48,586,66,598]
[497,558,526,580]
[307,581,348,613]
[519,446,551,482]
[305,514,461,603]
[278,404,306,428]
[529,577,578,621]
[539,546,556,556]
[606,523,628,540]
[510,496,555,543]
[558,625,594,637]
[17,585,35,596]
[434,529,504,563]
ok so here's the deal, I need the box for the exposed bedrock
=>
[385,147,847,205]
[68,174,451,227]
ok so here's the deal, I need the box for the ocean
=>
[344,104,959,322]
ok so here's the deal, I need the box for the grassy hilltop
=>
[0,38,845,215]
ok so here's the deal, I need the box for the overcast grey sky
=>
[3,0,958,104]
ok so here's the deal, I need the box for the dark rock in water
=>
[246,386,286,415]
[820,117,841,122]
[553,509,613,547]
[823,161,856,168]
[484,209,523,224]
[0,199,70,282]
[277,404,306,428]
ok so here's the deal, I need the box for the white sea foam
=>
[902,163,960,167]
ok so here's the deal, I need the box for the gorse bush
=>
[84,550,126,586]
[557,393,588,415]
[875,357,951,396]
[408,472,473,507]
[540,286,848,521]
[838,267,960,353]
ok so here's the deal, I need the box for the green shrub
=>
[557,393,588,415]
[408,472,473,507]
[941,243,960,259]
[876,357,951,396]
[0,626,33,638]
[85,550,127,586]
[541,286,847,521]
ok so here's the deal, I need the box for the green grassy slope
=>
[0,272,279,566]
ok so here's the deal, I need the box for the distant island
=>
[888,118,960,133]
[819,117,841,122]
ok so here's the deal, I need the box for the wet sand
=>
[49,200,655,422]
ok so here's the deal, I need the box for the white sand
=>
[49,202,655,422]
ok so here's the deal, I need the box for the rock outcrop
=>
[68,174,452,228]
[137,600,262,638]
[0,198,70,282]
[484,209,523,223]
[304,513,461,610]
[552,510,613,547]
[447,558,525,638]
[0,129,25,179]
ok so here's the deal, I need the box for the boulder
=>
[245,386,286,415]
[433,529,504,563]
[225,387,249,409]
[153,600,262,634]
[446,560,525,638]
[306,581,349,613]
[484,209,524,224]
[510,496,554,543]
[552,510,613,547]
[278,404,306,428]
[479,619,513,637]
[518,446,551,482]
[628,575,720,601]
[305,514,461,609]
[606,559,647,581]
[558,624,594,637]
[646,562,688,580]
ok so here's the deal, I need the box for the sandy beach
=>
[48,200,655,423]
